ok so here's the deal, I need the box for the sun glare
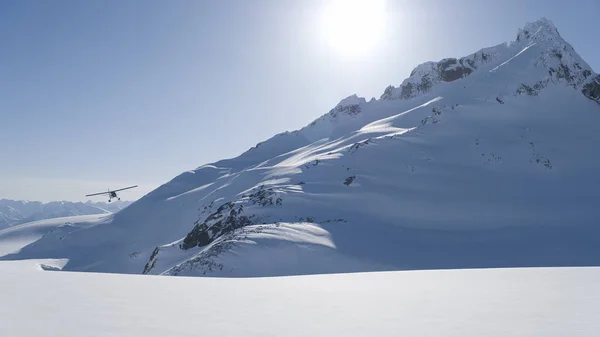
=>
[320,0,387,58]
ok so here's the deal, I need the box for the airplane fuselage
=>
[107,191,121,202]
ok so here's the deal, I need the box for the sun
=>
[320,0,387,58]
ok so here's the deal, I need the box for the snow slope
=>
[1,18,599,276]
[0,214,109,257]
[0,261,598,337]
[0,199,130,229]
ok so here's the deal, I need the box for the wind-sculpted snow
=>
[2,18,599,277]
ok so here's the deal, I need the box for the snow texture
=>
[1,18,599,277]
[0,260,598,337]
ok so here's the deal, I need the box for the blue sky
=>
[1,0,598,201]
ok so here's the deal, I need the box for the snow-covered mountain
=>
[0,199,130,229]
[0,214,109,257]
[2,18,599,277]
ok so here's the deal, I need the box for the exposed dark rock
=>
[417,74,433,93]
[181,202,252,250]
[421,115,439,125]
[438,58,473,82]
[330,104,361,117]
[527,140,553,170]
[518,84,535,96]
[400,82,414,99]
[129,251,140,259]
[348,138,371,154]
[551,49,563,59]
[339,104,361,116]
[142,247,160,274]
[168,224,281,276]
[343,175,356,186]
[181,223,212,249]
[421,108,443,125]
[181,186,283,250]
[582,76,600,103]
[379,51,489,101]
[517,29,530,42]
[559,64,574,83]
[517,79,549,96]
[535,157,553,169]
[381,85,394,100]
[304,159,320,169]
[247,186,283,206]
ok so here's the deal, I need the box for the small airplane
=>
[85,185,138,202]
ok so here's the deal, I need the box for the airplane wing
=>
[85,191,110,197]
[113,185,138,192]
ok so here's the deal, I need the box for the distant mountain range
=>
[0,199,131,229]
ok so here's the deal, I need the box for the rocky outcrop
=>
[517,79,549,96]
[517,46,595,98]
[582,76,600,103]
[331,103,361,117]
[167,224,281,276]
[180,185,282,250]
[142,247,159,274]
[181,201,252,249]
[437,58,473,82]
[516,17,562,44]
[381,85,394,100]
[307,94,366,127]
[348,138,371,154]
[380,51,492,101]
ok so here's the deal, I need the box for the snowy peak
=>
[300,18,598,145]
[379,18,596,103]
[516,17,561,44]
[335,94,367,108]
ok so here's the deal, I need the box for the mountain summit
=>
[2,19,599,276]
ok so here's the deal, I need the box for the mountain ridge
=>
[2,18,599,277]
[0,199,131,229]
